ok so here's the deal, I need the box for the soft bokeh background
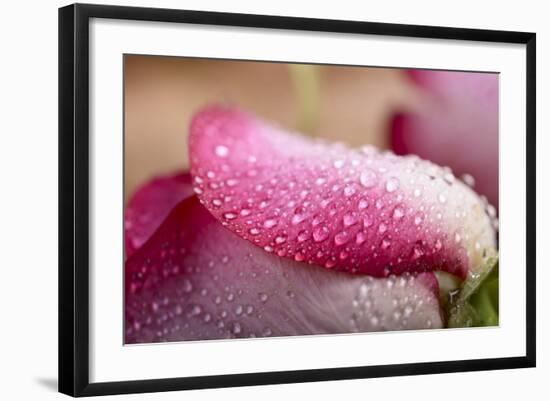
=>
[124,56,422,201]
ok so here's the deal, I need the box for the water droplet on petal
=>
[334,231,350,245]
[275,235,287,244]
[297,230,310,242]
[356,231,367,244]
[263,219,278,228]
[358,198,369,210]
[223,212,237,220]
[231,322,242,334]
[344,184,356,197]
[454,232,462,243]
[182,279,193,293]
[392,207,405,220]
[214,145,229,157]
[461,173,476,188]
[359,169,377,188]
[385,177,400,192]
[258,292,269,303]
[315,177,326,185]
[343,212,358,227]
[313,226,330,242]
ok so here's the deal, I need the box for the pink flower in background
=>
[125,106,497,343]
[391,70,499,209]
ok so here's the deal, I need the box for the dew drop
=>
[297,230,310,242]
[385,177,400,193]
[258,292,269,303]
[333,159,345,169]
[343,212,359,227]
[263,219,278,228]
[414,188,422,197]
[188,304,202,317]
[438,192,447,204]
[231,322,242,334]
[275,235,287,244]
[356,231,367,244]
[315,177,327,185]
[313,226,330,242]
[223,212,237,220]
[334,231,350,245]
[444,172,455,184]
[325,259,337,268]
[378,223,387,234]
[381,237,391,249]
[411,242,425,260]
[344,184,356,197]
[363,215,374,228]
[454,232,462,243]
[182,279,193,293]
[461,173,476,188]
[392,207,405,220]
[226,178,239,187]
[359,169,377,188]
[248,227,261,235]
[214,145,229,158]
[292,207,307,225]
[358,198,369,210]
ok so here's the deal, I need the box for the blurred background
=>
[124,55,498,209]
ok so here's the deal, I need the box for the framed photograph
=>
[58,3,536,397]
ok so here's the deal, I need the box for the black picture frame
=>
[59,3,536,397]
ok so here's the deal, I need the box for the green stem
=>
[288,64,321,134]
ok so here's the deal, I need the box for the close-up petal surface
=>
[189,106,496,280]
[391,70,499,208]
[125,196,443,343]
[125,172,194,257]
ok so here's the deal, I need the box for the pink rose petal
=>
[125,196,443,343]
[189,105,496,279]
[391,70,499,208]
[125,172,194,258]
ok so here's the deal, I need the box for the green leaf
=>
[447,257,499,328]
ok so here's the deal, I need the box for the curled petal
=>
[125,172,193,257]
[189,106,496,279]
[125,196,443,343]
[391,70,499,208]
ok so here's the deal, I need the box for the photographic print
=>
[123,56,499,344]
